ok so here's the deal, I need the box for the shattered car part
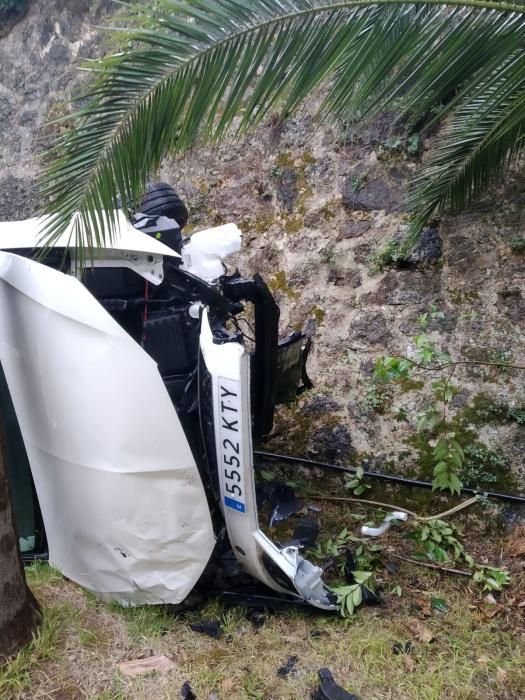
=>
[361,511,408,537]
[190,620,222,638]
[277,655,298,678]
[257,481,298,527]
[343,550,381,606]
[290,517,320,549]
[0,207,336,610]
[312,668,362,700]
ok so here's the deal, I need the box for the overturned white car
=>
[0,185,336,611]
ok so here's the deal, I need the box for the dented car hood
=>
[0,251,215,604]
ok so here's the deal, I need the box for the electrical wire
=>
[230,315,256,343]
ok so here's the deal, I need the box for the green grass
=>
[2,511,524,699]
[106,601,175,642]
[0,599,71,697]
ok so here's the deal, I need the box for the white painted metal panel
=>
[0,252,214,604]
[0,211,180,258]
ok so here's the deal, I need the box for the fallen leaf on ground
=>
[480,604,503,621]
[496,667,510,684]
[118,655,175,677]
[402,655,416,673]
[405,618,435,643]
[505,526,525,557]
[221,678,235,692]
[415,598,432,617]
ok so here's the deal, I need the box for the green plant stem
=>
[307,493,480,521]
[415,495,480,521]
[389,552,472,577]
[392,356,525,373]
[306,494,419,517]
[442,363,457,422]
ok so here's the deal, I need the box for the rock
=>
[340,220,370,239]
[307,424,353,463]
[450,388,472,410]
[353,242,373,265]
[497,288,525,328]
[275,166,298,212]
[342,166,405,212]
[406,227,443,265]
[47,41,70,65]
[0,175,38,220]
[367,271,441,306]
[0,0,29,39]
[0,96,13,125]
[350,311,390,346]
[327,267,362,288]
[302,395,341,416]
[118,655,176,677]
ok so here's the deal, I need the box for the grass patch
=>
[2,494,524,699]
[0,597,72,697]
[106,601,175,642]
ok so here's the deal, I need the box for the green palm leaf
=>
[40,0,525,252]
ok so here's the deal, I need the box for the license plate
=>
[217,377,246,513]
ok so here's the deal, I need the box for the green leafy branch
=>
[333,571,376,617]
[408,519,510,591]
[344,466,371,496]
[374,328,525,494]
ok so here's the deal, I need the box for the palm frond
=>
[404,53,525,246]
[40,0,525,252]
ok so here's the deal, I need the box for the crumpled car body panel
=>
[0,251,215,604]
[0,214,335,611]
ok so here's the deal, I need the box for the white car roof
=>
[0,210,180,258]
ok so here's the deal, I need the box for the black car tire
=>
[137,181,189,229]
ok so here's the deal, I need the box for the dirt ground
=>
[1,476,524,700]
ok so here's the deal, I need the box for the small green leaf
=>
[431,597,448,612]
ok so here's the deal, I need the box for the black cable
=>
[229,315,256,343]
[254,450,525,505]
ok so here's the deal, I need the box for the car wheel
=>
[137,181,189,229]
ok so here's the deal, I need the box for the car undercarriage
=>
[0,194,336,611]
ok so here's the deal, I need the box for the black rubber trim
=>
[254,451,525,504]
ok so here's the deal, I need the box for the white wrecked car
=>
[0,184,336,610]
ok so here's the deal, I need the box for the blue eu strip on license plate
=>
[224,496,246,513]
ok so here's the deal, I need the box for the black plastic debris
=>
[219,591,318,611]
[190,620,222,638]
[248,611,266,629]
[312,668,361,700]
[392,641,413,655]
[267,482,298,527]
[277,655,298,678]
[292,517,320,548]
[343,549,357,581]
[181,681,197,699]
[310,629,329,639]
[344,549,381,606]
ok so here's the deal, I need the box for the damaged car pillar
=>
[0,191,337,611]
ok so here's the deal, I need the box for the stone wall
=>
[0,0,110,219]
[2,2,524,493]
[162,114,525,493]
